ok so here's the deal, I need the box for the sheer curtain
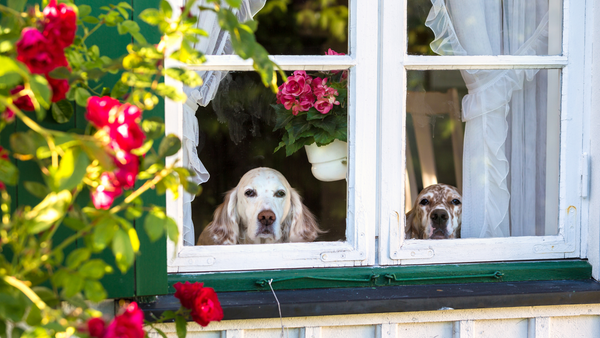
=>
[425,0,550,237]
[181,0,266,246]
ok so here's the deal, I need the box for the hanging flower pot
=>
[304,139,347,182]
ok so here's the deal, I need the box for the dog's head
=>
[197,167,322,245]
[405,183,462,239]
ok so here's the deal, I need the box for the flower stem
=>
[3,276,47,310]
[109,166,174,215]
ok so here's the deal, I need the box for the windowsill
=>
[140,279,600,320]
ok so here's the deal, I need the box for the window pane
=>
[405,69,560,239]
[408,0,563,56]
[190,71,348,246]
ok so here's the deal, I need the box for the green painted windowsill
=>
[167,259,592,293]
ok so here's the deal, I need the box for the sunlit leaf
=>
[84,280,107,303]
[66,248,92,269]
[112,229,134,274]
[25,191,72,234]
[51,100,74,123]
[158,134,181,157]
[0,159,18,186]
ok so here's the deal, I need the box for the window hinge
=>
[581,152,590,198]
[320,250,365,262]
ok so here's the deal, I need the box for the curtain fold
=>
[180,0,266,246]
[425,0,549,237]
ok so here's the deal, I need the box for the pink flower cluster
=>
[174,282,224,327]
[14,0,75,106]
[276,70,340,115]
[85,96,146,210]
[86,303,144,338]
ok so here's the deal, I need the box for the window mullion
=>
[404,55,568,70]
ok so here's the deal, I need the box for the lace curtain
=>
[181,0,266,246]
[426,0,550,237]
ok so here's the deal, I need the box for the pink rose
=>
[311,77,328,98]
[47,76,69,103]
[174,281,204,310]
[115,104,142,125]
[87,317,106,338]
[11,86,35,111]
[16,28,66,74]
[279,94,297,111]
[281,75,307,96]
[314,98,334,114]
[42,0,77,49]
[110,122,145,152]
[190,287,224,327]
[298,92,315,112]
[113,151,139,190]
[105,303,144,338]
[86,96,120,128]
[91,172,122,210]
[292,70,312,85]
[326,48,344,56]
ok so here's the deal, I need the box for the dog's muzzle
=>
[257,210,276,237]
[430,209,450,239]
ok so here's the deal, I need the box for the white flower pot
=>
[304,139,348,182]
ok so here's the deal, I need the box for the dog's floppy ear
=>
[284,188,323,242]
[197,188,239,245]
[405,207,422,239]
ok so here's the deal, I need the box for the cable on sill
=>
[384,271,504,284]
[255,274,380,287]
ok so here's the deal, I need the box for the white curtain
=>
[181,0,266,246]
[425,0,549,237]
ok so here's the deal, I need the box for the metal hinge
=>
[581,152,590,198]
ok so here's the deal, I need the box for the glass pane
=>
[194,1,349,55]
[191,70,348,246]
[405,69,560,239]
[408,0,563,56]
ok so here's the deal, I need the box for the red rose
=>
[114,151,139,190]
[115,104,142,125]
[173,281,204,310]
[91,172,123,210]
[11,86,35,111]
[105,303,144,338]
[110,122,145,152]
[190,287,223,327]
[87,317,106,338]
[86,96,120,128]
[16,28,66,74]
[42,0,77,49]
[47,76,69,103]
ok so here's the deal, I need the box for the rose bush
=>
[0,0,276,337]
[273,49,348,156]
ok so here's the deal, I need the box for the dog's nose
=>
[258,210,276,226]
[430,209,449,227]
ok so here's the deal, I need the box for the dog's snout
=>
[430,209,449,226]
[258,210,276,226]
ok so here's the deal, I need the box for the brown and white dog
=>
[405,183,462,239]
[197,167,323,245]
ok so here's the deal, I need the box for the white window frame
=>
[378,0,588,265]
[164,0,590,273]
[165,1,378,273]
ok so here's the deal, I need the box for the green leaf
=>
[118,2,133,10]
[93,216,119,251]
[74,88,91,107]
[66,248,92,269]
[307,109,327,121]
[0,159,18,186]
[112,229,134,274]
[125,203,143,220]
[139,9,162,25]
[0,319,5,338]
[166,215,179,242]
[224,0,242,8]
[7,0,27,11]
[155,83,187,102]
[79,259,110,279]
[25,191,72,234]
[160,0,173,18]
[175,316,187,338]
[0,56,25,89]
[32,287,59,308]
[11,328,23,338]
[48,67,71,80]
[128,228,140,253]
[78,4,92,17]
[29,75,51,118]
[62,272,85,298]
[63,216,86,231]
[25,305,42,326]
[51,100,74,123]
[53,148,90,191]
[131,139,153,156]
[10,132,37,156]
[165,68,203,87]
[83,280,107,303]
[0,288,27,322]
[82,16,100,24]
[154,328,168,338]
[23,182,49,199]
[311,118,336,135]
[50,269,69,288]
[158,134,181,157]
[143,209,165,242]
[141,117,165,140]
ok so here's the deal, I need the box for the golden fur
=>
[405,183,462,239]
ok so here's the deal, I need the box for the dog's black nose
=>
[430,209,449,227]
[258,210,276,226]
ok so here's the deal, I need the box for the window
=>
[164,0,588,274]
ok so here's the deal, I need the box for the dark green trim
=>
[167,259,592,293]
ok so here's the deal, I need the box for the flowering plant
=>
[0,0,273,337]
[273,49,348,156]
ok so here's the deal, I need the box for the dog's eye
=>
[452,199,461,205]
[274,190,286,198]
[419,199,429,206]
[245,189,256,197]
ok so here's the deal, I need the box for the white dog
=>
[197,167,323,245]
[405,183,462,239]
